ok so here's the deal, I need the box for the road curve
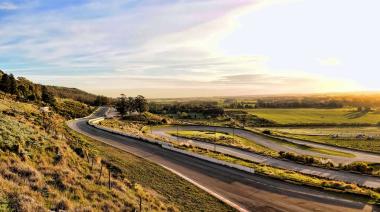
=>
[151,126,380,188]
[68,108,376,212]
[153,125,380,165]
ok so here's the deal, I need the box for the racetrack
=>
[152,125,380,165]
[152,126,380,188]
[67,107,377,212]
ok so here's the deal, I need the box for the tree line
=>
[149,101,224,118]
[0,70,111,107]
[115,94,149,117]
[252,94,380,109]
[0,71,57,106]
[255,98,344,109]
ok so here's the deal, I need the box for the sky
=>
[0,0,379,98]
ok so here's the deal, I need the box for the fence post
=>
[108,169,111,189]
[98,162,103,182]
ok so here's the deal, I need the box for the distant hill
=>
[46,85,98,105]
[0,69,108,105]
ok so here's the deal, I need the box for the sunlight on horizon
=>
[0,0,378,98]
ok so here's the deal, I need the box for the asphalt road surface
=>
[152,125,380,165]
[68,107,377,212]
[153,126,380,188]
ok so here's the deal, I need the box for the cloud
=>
[0,0,364,97]
[0,2,18,10]
[26,72,360,98]
[0,0,257,75]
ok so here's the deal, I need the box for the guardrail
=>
[87,118,255,175]
[88,118,171,147]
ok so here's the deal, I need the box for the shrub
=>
[344,162,373,174]
[56,199,72,210]
[279,152,323,166]
[262,130,271,135]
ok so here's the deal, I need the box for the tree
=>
[134,95,148,115]
[17,84,27,99]
[115,94,128,117]
[41,86,56,106]
[0,73,10,93]
[9,74,17,95]
[126,97,135,113]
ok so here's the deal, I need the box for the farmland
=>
[260,127,380,153]
[239,108,380,125]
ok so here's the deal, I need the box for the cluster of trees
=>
[149,101,224,118]
[115,94,149,117]
[224,101,254,109]
[0,72,17,95]
[0,71,56,106]
[256,98,344,108]
[252,93,380,109]
[0,70,111,107]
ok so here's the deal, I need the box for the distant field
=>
[261,127,380,137]
[260,127,380,153]
[240,108,380,125]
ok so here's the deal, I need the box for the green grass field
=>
[241,108,380,125]
[261,127,380,153]
[168,130,278,157]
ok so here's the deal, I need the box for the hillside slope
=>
[46,86,98,105]
[0,70,102,105]
[0,96,175,211]
[0,95,232,211]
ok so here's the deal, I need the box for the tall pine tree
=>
[0,73,10,93]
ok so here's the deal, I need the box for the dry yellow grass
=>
[0,99,177,211]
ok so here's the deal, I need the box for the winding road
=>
[67,107,378,212]
[153,125,380,165]
[151,126,380,188]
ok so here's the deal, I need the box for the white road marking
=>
[159,164,250,212]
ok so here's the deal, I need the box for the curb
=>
[87,118,255,175]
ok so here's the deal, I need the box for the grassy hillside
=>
[0,97,171,210]
[1,70,102,106]
[46,86,98,105]
[0,96,232,211]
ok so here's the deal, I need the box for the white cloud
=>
[27,71,360,98]
[0,0,367,97]
[0,2,18,10]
